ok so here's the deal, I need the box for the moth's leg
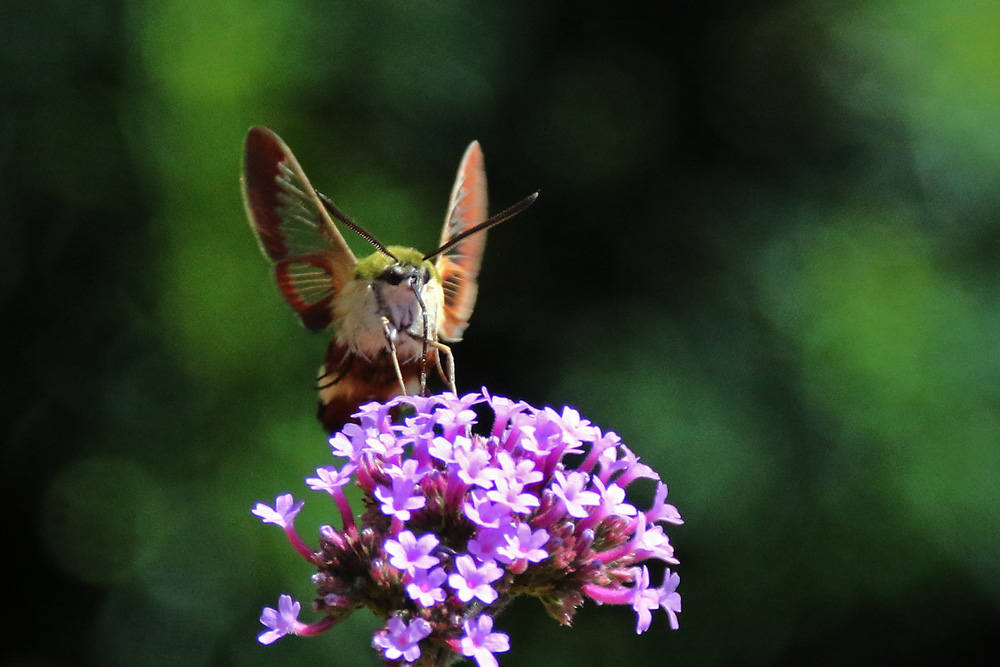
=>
[408,278,430,395]
[430,340,457,394]
[381,317,408,395]
[418,325,429,396]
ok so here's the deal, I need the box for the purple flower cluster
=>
[252,390,682,666]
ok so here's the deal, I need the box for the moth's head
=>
[356,246,440,287]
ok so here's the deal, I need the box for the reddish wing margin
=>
[436,140,488,342]
[241,126,358,331]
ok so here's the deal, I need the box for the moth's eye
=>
[422,268,431,283]
[382,266,406,285]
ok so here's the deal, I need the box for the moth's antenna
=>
[423,192,539,261]
[318,191,399,261]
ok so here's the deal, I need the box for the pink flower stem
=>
[293,614,339,637]
[284,526,317,562]
[595,515,644,564]
[532,498,565,529]
[582,582,633,605]
[332,488,355,530]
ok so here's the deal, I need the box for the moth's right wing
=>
[241,126,358,331]
[436,140,488,342]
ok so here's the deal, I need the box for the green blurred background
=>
[4,0,1000,665]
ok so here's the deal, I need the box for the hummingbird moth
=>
[241,126,536,432]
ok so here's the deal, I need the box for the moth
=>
[241,127,535,431]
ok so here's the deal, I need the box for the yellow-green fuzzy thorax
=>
[355,246,441,282]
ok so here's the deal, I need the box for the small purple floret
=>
[251,494,303,529]
[460,614,510,667]
[384,530,441,574]
[406,566,448,607]
[373,616,432,663]
[257,594,300,645]
[448,555,504,604]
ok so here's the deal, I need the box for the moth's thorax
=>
[333,247,444,360]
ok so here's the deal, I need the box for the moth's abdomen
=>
[317,340,434,432]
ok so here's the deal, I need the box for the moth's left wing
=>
[436,140,488,342]
[241,126,358,331]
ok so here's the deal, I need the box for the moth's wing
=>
[435,140,488,342]
[241,126,358,331]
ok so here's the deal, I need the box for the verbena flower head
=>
[253,389,683,666]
